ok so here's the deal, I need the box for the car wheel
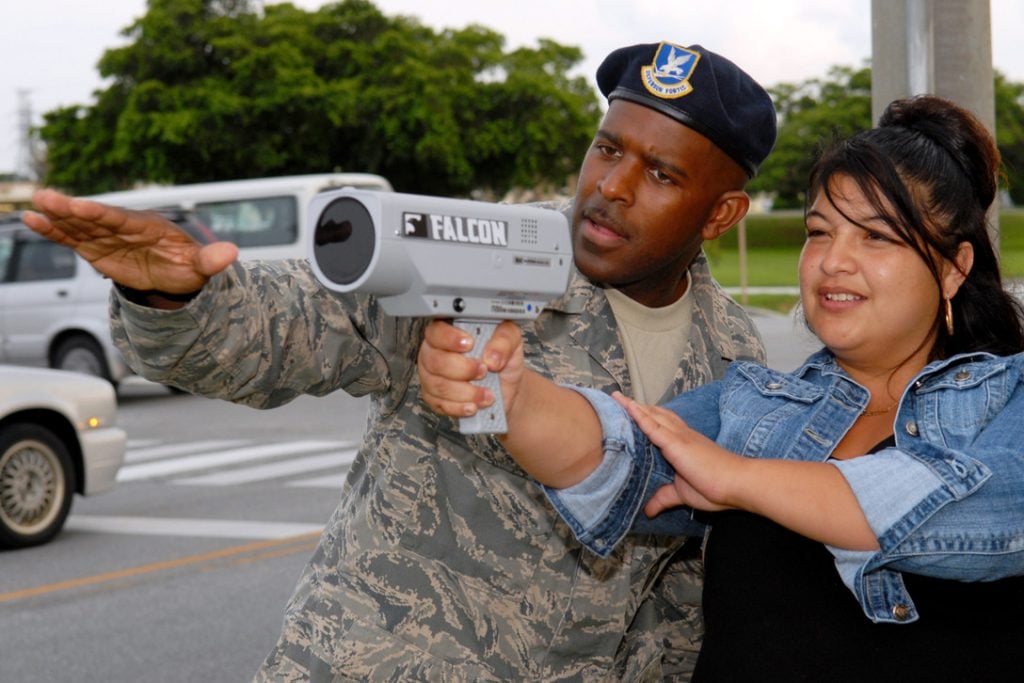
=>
[54,335,112,383]
[0,423,76,548]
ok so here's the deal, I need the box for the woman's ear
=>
[701,191,751,241]
[942,241,974,299]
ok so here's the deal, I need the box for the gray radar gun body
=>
[308,188,572,434]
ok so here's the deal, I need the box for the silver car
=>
[0,365,126,548]
[0,219,131,385]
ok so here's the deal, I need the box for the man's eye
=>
[650,168,673,184]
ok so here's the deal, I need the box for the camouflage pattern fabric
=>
[109,204,765,681]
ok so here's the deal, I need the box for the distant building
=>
[0,180,37,213]
[748,192,775,214]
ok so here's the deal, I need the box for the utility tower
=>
[15,89,36,181]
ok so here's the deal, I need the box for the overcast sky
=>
[3,0,1023,175]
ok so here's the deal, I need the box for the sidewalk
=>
[745,306,820,372]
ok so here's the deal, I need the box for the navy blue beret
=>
[597,42,777,177]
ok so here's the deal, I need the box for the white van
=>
[0,173,393,385]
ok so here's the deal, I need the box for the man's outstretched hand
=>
[23,189,239,294]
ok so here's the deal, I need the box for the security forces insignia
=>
[640,42,701,99]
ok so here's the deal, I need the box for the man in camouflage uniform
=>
[26,42,775,681]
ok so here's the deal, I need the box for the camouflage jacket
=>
[110,244,764,682]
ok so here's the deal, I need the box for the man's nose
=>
[597,161,636,205]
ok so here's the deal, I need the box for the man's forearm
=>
[500,371,606,488]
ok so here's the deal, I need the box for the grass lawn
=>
[707,248,800,287]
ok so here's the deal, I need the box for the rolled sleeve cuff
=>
[542,387,654,557]
[826,449,944,597]
[830,449,944,538]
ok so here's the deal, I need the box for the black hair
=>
[805,95,1024,359]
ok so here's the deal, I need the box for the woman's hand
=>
[613,392,744,516]
[615,392,880,550]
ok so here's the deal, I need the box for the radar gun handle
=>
[454,319,508,435]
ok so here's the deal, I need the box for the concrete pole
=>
[905,0,934,98]
[870,0,998,240]
[871,0,993,125]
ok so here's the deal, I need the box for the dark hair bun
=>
[878,95,999,210]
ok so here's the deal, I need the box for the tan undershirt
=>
[605,273,694,404]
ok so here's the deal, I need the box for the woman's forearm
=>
[728,458,880,551]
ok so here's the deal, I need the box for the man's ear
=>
[701,191,750,241]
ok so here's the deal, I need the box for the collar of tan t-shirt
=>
[604,272,694,404]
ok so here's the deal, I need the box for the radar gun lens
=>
[312,196,376,286]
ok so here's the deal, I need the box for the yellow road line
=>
[0,531,321,604]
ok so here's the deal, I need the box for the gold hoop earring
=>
[944,298,955,336]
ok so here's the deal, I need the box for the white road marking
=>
[117,440,350,481]
[65,515,323,539]
[124,439,251,463]
[173,449,358,486]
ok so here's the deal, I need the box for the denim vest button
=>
[905,421,919,437]
[766,382,782,390]
[892,603,912,621]
[593,539,606,550]
[954,370,971,381]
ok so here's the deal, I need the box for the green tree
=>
[752,65,1024,209]
[995,71,1024,205]
[748,65,873,208]
[37,0,600,196]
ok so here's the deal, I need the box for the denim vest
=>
[546,349,1024,624]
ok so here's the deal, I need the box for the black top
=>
[695,442,1024,682]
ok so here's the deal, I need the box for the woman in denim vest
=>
[419,95,1024,680]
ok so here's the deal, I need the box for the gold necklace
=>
[861,400,899,417]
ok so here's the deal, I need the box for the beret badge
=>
[597,41,777,177]
[641,42,701,99]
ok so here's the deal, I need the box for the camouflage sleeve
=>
[110,258,418,409]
